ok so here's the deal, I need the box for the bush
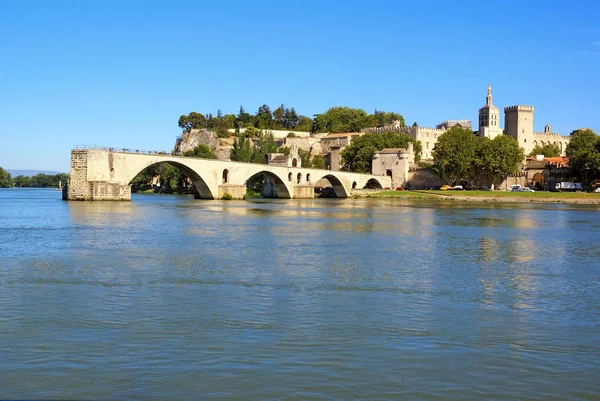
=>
[221,192,233,200]
[287,132,296,138]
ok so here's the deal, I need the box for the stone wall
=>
[406,168,446,190]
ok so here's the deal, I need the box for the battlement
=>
[504,105,534,112]
[533,132,571,140]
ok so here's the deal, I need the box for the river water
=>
[0,188,599,400]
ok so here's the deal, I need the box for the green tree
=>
[432,127,478,184]
[528,143,560,158]
[178,112,207,130]
[475,135,524,187]
[296,115,313,132]
[566,129,600,191]
[372,110,405,127]
[183,144,217,159]
[341,131,417,173]
[298,149,312,168]
[13,175,30,187]
[312,155,326,169]
[0,167,12,188]
[230,135,254,163]
[251,132,279,163]
[313,107,373,133]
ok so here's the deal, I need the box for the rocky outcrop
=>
[173,129,220,154]
[173,129,233,161]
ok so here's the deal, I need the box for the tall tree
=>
[566,129,600,191]
[475,135,524,187]
[0,167,12,188]
[432,127,478,184]
[230,135,254,163]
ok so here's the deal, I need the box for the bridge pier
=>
[293,185,315,199]
[218,184,246,200]
[64,149,132,201]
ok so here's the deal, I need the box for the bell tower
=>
[478,85,502,139]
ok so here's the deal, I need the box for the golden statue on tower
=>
[488,85,492,96]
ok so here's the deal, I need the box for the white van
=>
[509,184,522,192]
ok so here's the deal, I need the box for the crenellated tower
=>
[504,105,534,155]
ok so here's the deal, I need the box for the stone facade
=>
[397,125,446,160]
[371,143,414,188]
[320,133,363,154]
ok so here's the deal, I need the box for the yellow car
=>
[440,185,451,191]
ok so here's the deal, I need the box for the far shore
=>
[363,189,600,204]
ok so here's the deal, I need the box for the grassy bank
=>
[367,190,600,203]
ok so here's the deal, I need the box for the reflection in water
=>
[1,190,599,400]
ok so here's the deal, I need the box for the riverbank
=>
[366,190,600,204]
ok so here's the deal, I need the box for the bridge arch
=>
[125,159,216,199]
[313,173,350,198]
[244,170,292,199]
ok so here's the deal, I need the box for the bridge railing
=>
[73,145,171,155]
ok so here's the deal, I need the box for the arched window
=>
[288,172,292,182]
[222,169,229,184]
[386,170,393,177]
[352,181,357,189]
[306,173,311,182]
[292,158,298,167]
[297,173,302,184]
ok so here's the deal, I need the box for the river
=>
[0,189,598,400]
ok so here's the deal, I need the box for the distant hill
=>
[7,170,64,177]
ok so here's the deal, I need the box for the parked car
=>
[509,184,522,191]
[479,185,491,191]
[511,187,521,192]
[519,187,535,192]
[396,187,405,191]
[453,185,464,190]
[440,185,451,191]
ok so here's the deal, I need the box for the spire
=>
[486,85,493,106]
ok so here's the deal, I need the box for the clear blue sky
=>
[1,0,599,172]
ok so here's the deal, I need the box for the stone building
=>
[319,132,363,154]
[265,143,302,167]
[371,143,414,188]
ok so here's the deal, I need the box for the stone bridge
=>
[64,148,391,201]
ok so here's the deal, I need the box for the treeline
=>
[0,168,69,188]
[178,105,405,137]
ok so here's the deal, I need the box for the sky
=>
[1,0,599,172]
